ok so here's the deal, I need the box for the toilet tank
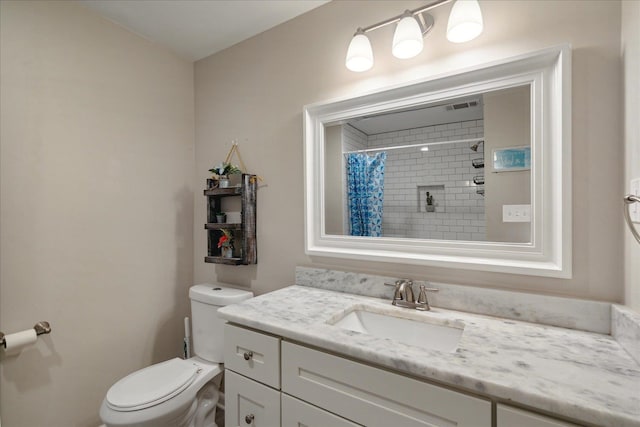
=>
[189,284,253,363]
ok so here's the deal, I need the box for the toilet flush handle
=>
[243,351,253,361]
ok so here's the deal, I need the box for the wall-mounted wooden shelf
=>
[204,187,243,197]
[204,256,244,265]
[204,174,257,265]
[204,223,242,231]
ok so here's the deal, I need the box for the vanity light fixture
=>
[345,28,374,72]
[447,0,483,43]
[345,0,483,72]
[391,11,427,59]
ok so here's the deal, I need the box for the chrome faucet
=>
[397,279,415,304]
[386,279,438,311]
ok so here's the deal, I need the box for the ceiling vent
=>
[446,100,479,111]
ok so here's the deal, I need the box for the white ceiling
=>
[348,95,484,136]
[78,0,329,61]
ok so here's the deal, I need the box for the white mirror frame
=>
[304,45,571,278]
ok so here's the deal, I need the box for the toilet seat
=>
[106,358,199,411]
[100,357,222,427]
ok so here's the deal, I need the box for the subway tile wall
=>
[342,124,367,152]
[342,120,485,240]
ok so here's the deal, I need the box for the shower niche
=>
[418,185,445,213]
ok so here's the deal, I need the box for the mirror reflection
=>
[324,85,531,243]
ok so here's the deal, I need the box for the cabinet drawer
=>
[282,342,491,427]
[224,324,280,388]
[225,370,281,427]
[497,404,581,427]
[282,394,362,427]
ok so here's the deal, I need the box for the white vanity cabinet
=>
[224,324,280,389]
[224,323,492,427]
[225,370,281,427]
[224,323,587,427]
[224,324,355,427]
[496,405,581,427]
[281,394,362,427]
[281,341,491,427]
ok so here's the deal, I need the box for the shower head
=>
[470,140,484,152]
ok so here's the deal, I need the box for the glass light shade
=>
[392,15,424,59]
[345,33,373,72]
[447,0,484,43]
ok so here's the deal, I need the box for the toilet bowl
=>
[100,357,221,427]
[99,284,253,427]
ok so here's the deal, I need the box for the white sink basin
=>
[328,308,464,353]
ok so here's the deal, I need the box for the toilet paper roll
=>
[3,329,37,352]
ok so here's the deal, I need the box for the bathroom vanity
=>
[219,270,640,427]
[224,323,492,427]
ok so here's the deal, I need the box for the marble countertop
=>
[218,285,640,427]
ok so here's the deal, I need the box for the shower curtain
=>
[346,152,386,237]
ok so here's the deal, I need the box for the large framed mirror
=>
[304,46,571,278]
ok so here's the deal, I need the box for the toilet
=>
[99,284,253,427]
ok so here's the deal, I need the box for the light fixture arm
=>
[359,0,452,34]
[416,13,435,36]
[351,27,365,37]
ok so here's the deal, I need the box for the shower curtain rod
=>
[342,137,484,154]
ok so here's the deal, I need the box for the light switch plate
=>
[503,204,531,223]
[631,178,640,223]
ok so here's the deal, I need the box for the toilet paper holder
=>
[0,321,52,349]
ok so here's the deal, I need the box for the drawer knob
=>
[243,351,253,361]
[245,414,255,424]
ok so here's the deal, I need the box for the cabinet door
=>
[497,405,581,427]
[282,394,362,427]
[225,370,281,427]
[282,342,491,427]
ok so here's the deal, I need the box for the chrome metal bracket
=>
[624,194,640,244]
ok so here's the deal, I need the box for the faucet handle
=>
[416,285,438,311]
[384,281,403,302]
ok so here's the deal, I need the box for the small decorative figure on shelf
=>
[216,212,227,224]
[426,192,435,212]
[217,229,234,258]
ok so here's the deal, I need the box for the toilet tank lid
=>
[189,283,253,305]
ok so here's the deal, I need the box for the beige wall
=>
[0,2,195,426]
[484,86,531,243]
[622,0,640,310]
[195,0,623,302]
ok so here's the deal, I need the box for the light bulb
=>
[447,0,483,43]
[345,30,373,72]
[392,14,424,59]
